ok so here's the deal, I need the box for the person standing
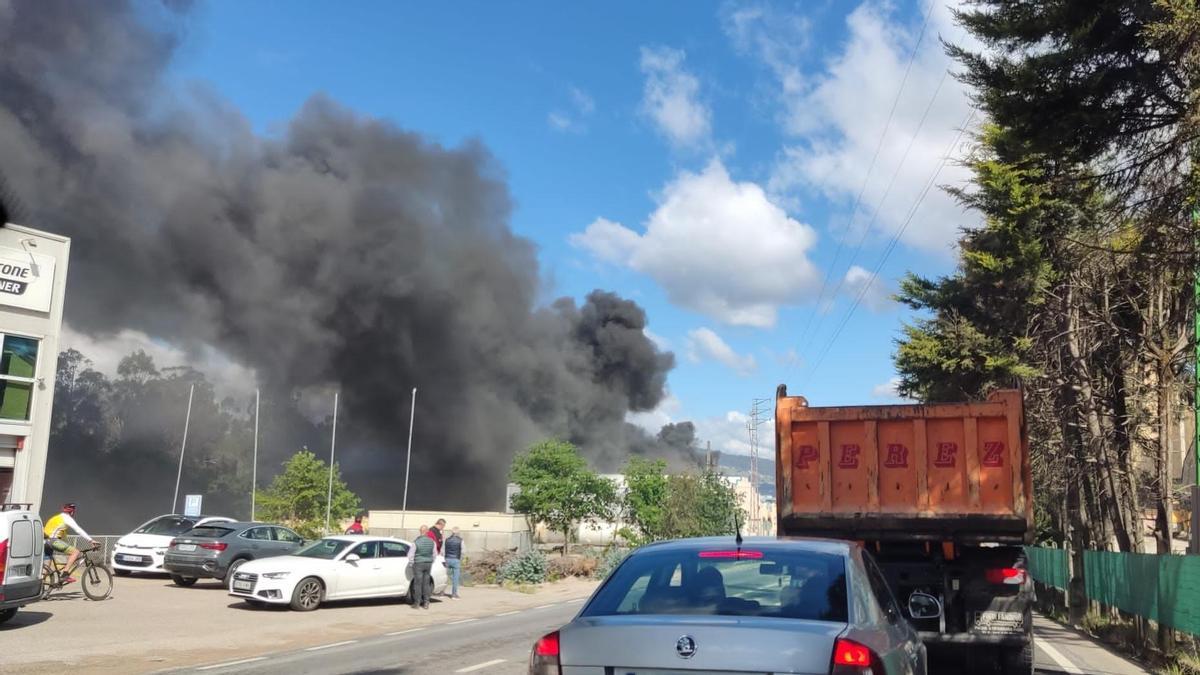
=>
[444,527,463,599]
[345,515,364,535]
[428,518,446,555]
[411,526,435,610]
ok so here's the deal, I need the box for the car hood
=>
[117,533,175,549]
[239,555,337,576]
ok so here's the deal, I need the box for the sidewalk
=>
[1034,614,1153,675]
[0,576,598,674]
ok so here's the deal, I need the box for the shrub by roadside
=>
[498,549,548,585]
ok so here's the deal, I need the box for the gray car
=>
[163,521,304,586]
[529,537,938,675]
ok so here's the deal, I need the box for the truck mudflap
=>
[922,592,1032,645]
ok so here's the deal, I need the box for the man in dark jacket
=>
[411,527,436,609]
[443,527,463,598]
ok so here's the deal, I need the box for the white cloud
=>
[722,3,811,121]
[61,325,258,401]
[632,399,770,457]
[571,159,820,327]
[841,265,894,312]
[626,393,682,434]
[548,85,596,133]
[740,1,979,253]
[643,328,672,351]
[639,46,712,148]
[871,376,911,402]
[685,327,756,375]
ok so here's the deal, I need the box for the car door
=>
[335,540,382,597]
[863,553,923,675]
[377,540,411,596]
[271,527,304,555]
[240,526,274,559]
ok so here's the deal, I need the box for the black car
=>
[163,521,304,586]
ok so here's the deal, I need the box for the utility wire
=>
[789,0,938,373]
[799,108,978,389]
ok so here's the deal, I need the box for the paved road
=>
[173,601,1151,675]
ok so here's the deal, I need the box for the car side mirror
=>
[345,553,360,563]
[908,592,942,620]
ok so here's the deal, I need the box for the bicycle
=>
[42,541,113,601]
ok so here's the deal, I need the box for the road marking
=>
[304,640,358,651]
[533,603,555,609]
[1038,638,1084,674]
[448,617,478,625]
[566,598,585,603]
[455,659,506,672]
[196,657,267,671]
[496,610,521,616]
[386,628,425,636]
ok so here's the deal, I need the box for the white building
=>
[0,223,70,511]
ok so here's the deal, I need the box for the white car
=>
[229,535,447,611]
[111,514,235,575]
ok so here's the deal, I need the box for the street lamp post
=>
[401,387,416,531]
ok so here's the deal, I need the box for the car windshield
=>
[294,538,353,560]
[135,516,197,535]
[185,526,235,538]
[582,547,848,621]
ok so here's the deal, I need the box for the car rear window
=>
[136,516,197,535]
[185,526,234,538]
[581,547,848,622]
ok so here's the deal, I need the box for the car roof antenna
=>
[734,509,743,548]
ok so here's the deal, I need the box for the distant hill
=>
[715,453,775,498]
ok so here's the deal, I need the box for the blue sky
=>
[155,1,978,456]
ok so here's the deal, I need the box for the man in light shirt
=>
[43,502,95,580]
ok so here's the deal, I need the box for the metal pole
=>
[1191,207,1200,554]
[401,387,417,530]
[171,384,195,514]
[325,391,339,535]
[251,389,260,521]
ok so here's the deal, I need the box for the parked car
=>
[0,503,43,625]
[528,536,937,675]
[111,513,235,576]
[163,521,305,586]
[228,535,447,611]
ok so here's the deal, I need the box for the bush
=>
[547,555,599,581]
[497,549,548,585]
[463,549,516,585]
[596,547,629,579]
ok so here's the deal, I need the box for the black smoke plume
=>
[0,1,690,521]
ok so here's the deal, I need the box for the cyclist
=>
[44,502,96,582]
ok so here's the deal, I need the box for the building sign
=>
[184,494,203,517]
[0,246,55,312]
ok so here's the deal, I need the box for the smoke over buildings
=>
[0,1,690,514]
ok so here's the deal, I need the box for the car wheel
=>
[290,576,323,611]
[224,558,247,582]
[170,574,197,587]
[0,608,16,625]
[114,569,131,577]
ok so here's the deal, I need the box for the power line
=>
[789,0,937,373]
[800,108,978,388]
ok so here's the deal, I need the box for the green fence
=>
[1026,547,1200,635]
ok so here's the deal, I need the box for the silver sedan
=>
[529,536,938,675]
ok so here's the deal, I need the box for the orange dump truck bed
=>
[775,385,1033,544]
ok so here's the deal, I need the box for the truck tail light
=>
[0,539,7,581]
[985,567,1027,585]
[832,638,880,675]
[529,630,561,675]
[200,542,228,551]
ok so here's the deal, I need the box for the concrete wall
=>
[367,509,531,557]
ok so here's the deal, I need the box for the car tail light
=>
[832,638,879,675]
[529,630,561,675]
[985,567,1027,585]
[0,539,7,581]
[168,539,178,547]
[200,542,228,551]
[697,550,764,559]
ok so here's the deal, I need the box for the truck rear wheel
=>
[0,608,16,624]
[1000,644,1033,675]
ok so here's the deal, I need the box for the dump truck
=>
[775,385,1033,674]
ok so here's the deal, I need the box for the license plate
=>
[233,580,253,591]
[117,554,144,563]
[177,544,196,552]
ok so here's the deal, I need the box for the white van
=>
[1,503,43,624]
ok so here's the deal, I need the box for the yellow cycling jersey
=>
[44,513,73,539]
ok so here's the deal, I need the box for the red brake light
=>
[698,550,764,559]
[534,630,559,656]
[200,542,228,551]
[168,539,178,547]
[985,567,1027,585]
[0,539,8,580]
[833,638,872,667]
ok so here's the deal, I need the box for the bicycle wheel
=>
[41,563,57,598]
[80,562,113,601]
